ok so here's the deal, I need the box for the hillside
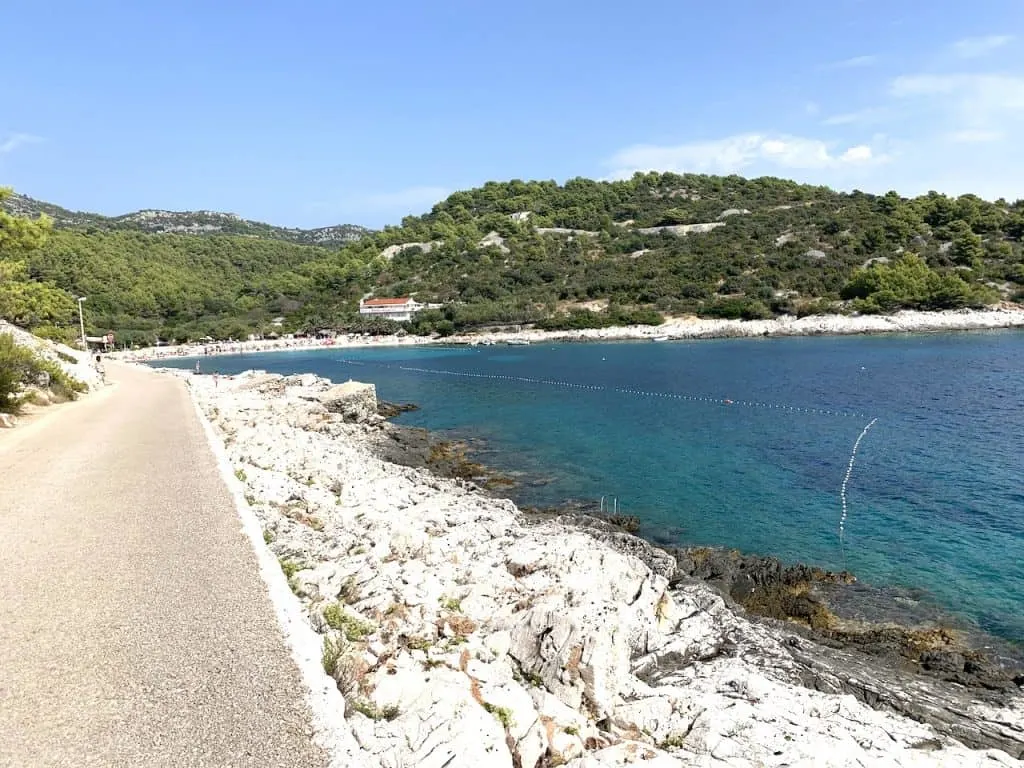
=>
[337,174,1024,332]
[3,174,1024,344]
[1,192,371,248]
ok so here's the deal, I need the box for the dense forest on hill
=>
[2,173,1023,344]
[26,230,381,343]
[350,174,1023,332]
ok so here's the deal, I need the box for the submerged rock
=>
[377,400,419,419]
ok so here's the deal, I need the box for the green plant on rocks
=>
[351,700,400,721]
[322,634,346,675]
[483,702,514,730]
[234,468,247,482]
[278,557,303,593]
[404,636,431,652]
[659,731,689,750]
[321,634,369,701]
[440,596,462,612]
[322,601,375,641]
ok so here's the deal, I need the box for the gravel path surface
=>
[0,364,329,767]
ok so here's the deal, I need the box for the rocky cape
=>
[180,369,1023,767]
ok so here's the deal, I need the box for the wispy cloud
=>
[890,73,1024,128]
[606,133,886,180]
[829,54,878,69]
[0,133,42,154]
[604,39,1024,204]
[951,34,1014,58]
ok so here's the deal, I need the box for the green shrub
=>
[440,596,462,612]
[0,332,85,414]
[322,602,375,641]
[351,700,400,721]
[321,634,346,676]
[841,254,994,311]
[278,558,301,579]
[31,325,79,346]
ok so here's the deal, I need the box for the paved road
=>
[0,365,329,768]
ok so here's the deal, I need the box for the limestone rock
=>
[566,741,682,766]
[185,373,1024,768]
[319,381,377,423]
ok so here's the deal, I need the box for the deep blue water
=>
[158,333,1024,643]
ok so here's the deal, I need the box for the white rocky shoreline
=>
[463,306,1024,345]
[181,369,1023,767]
[117,306,1024,362]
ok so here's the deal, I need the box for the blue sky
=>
[2,0,1023,228]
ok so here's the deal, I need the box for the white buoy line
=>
[338,358,870,419]
[839,417,879,549]
[344,357,881,560]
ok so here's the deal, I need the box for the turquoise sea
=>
[157,332,1024,644]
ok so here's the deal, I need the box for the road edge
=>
[184,377,371,768]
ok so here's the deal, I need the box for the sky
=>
[2,0,1023,228]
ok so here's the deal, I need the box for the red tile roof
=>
[362,297,412,306]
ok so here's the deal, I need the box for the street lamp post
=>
[77,296,87,351]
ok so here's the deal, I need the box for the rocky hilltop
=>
[180,368,1023,767]
[1,192,371,248]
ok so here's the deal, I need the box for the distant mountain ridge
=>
[1,192,372,248]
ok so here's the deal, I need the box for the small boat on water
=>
[652,335,670,342]
[507,338,531,346]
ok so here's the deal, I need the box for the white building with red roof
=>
[358,296,425,322]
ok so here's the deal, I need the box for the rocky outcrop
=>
[187,371,1023,767]
[636,222,725,236]
[318,381,378,423]
[535,227,600,237]
[379,241,442,260]
[478,231,511,253]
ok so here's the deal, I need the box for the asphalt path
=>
[0,364,329,767]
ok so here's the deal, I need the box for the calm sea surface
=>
[156,332,1024,643]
